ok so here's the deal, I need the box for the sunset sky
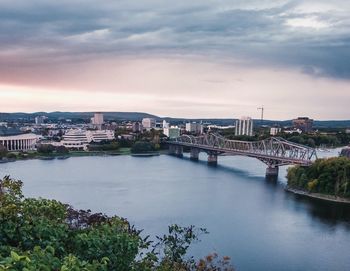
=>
[0,0,349,119]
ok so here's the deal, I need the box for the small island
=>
[286,157,350,203]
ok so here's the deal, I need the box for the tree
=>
[37,144,55,154]
[0,177,234,271]
[131,141,155,153]
[0,143,8,158]
[56,145,69,154]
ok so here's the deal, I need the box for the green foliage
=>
[0,177,234,271]
[0,144,7,158]
[56,145,69,154]
[131,141,156,153]
[287,157,350,198]
[37,144,55,154]
[88,141,119,151]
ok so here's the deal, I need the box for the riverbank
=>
[0,148,168,163]
[286,187,350,204]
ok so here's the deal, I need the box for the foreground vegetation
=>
[287,157,350,199]
[0,177,234,271]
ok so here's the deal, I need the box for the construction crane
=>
[257,106,264,126]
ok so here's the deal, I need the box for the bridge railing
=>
[168,133,317,165]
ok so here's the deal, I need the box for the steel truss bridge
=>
[167,133,317,178]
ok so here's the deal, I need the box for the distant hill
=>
[0,112,159,122]
[0,112,349,128]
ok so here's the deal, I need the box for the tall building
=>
[235,117,253,136]
[163,126,180,139]
[292,117,313,133]
[162,120,169,129]
[35,116,46,125]
[142,118,156,131]
[185,122,203,134]
[91,113,104,130]
[132,122,143,133]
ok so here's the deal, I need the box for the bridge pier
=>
[168,145,176,155]
[190,148,200,161]
[175,146,183,157]
[266,165,279,181]
[207,153,218,166]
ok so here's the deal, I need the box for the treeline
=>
[219,129,350,148]
[287,157,350,198]
[0,177,234,271]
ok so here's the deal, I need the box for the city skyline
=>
[1,0,350,119]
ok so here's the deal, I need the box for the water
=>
[1,149,350,271]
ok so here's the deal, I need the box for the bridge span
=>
[167,133,317,179]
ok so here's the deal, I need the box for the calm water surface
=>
[1,150,350,271]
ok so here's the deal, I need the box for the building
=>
[61,130,90,150]
[132,122,143,133]
[185,122,203,134]
[163,126,181,139]
[235,117,253,136]
[142,118,156,130]
[89,130,115,142]
[91,113,104,130]
[270,127,282,136]
[292,117,313,133]
[162,120,169,129]
[60,129,115,150]
[0,127,38,151]
[35,116,46,125]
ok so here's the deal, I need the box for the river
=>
[1,149,350,271]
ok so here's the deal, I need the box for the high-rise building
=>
[163,126,181,139]
[132,122,143,133]
[292,117,313,133]
[185,122,203,134]
[142,118,156,130]
[162,120,169,129]
[91,113,104,130]
[35,116,46,125]
[235,117,253,136]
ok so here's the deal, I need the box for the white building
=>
[0,133,39,151]
[60,129,115,150]
[162,120,169,129]
[61,130,89,150]
[270,127,282,136]
[163,126,181,139]
[35,116,46,125]
[142,118,156,130]
[235,117,253,136]
[185,122,203,134]
[91,113,104,129]
[90,130,115,142]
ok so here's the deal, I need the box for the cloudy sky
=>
[0,0,349,119]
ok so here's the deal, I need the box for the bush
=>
[131,141,156,154]
[0,144,7,158]
[37,144,55,154]
[0,177,235,271]
[56,145,69,154]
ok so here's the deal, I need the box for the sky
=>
[0,0,349,120]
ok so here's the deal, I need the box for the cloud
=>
[0,0,349,80]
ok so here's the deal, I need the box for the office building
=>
[292,117,313,133]
[91,113,104,130]
[163,127,181,139]
[35,116,46,125]
[270,127,281,136]
[235,117,253,136]
[185,122,203,134]
[142,118,156,130]
[132,122,143,133]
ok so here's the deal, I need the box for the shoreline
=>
[0,149,166,163]
[286,187,350,204]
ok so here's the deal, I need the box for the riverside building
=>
[235,117,254,136]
